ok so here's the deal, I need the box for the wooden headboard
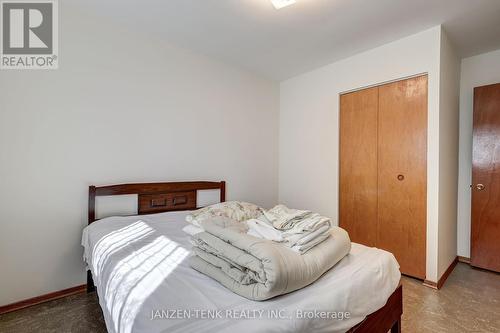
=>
[88,181,225,224]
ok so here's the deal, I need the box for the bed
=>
[83,181,402,333]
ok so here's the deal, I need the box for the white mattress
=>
[82,211,400,333]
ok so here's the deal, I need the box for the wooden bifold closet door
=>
[339,75,427,279]
[339,87,379,247]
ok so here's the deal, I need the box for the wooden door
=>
[377,76,427,279]
[339,87,379,246]
[471,83,500,273]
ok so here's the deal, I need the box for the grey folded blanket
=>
[189,217,351,301]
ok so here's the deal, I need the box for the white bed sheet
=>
[82,211,400,333]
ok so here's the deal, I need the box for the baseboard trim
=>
[422,280,438,289]
[0,285,86,315]
[458,256,471,264]
[437,257,458,289]
[422,257,459,290]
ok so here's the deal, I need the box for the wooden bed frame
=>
[86,181,402,333]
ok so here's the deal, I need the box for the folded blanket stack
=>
[189,217,351,301]
[246,204,332,254]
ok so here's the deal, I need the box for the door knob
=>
[476,184,485,191]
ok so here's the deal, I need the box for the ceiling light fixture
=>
[271,0,296,9]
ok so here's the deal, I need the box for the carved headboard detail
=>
[88,181,225,224]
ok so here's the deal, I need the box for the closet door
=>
[377,75,427,279]
[339,87,378,246]
[471,83,500,273]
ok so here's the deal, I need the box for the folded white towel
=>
[263,204,312,230]
[285,224,331,247]
[283,213,331,234]
[246,218,284,242]
[263,204,332,232]
[246,209,333,254]
[291,231,331,254]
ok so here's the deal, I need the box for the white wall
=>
[457,48,500,258]
[0,4,279,306]
[279,26,446,282]
[437,30,461,277]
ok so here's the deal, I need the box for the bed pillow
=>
[186,201,264,227]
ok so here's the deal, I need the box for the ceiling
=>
[73,0,500,80]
